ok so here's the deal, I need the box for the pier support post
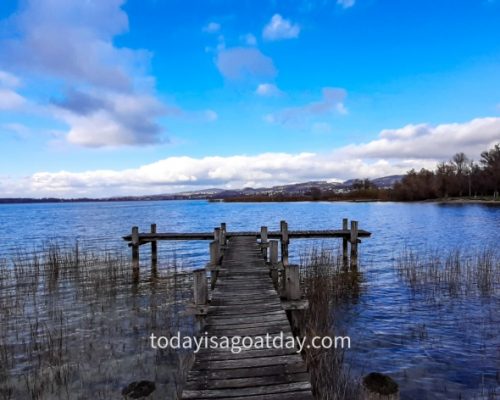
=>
[194,268,208,306]
[342,218,349,270]
[280,220,289,267]
[193,268,208,331]
[210,240,220,266]
[209,239,220,289]
[260,226,269,260]
[286,265,301,301]
[270,240,278,264]
[131,226,139,282]
[151,223,157,270]
[350,220,359,270]
[220,223,227,247]
[269,240,279,288]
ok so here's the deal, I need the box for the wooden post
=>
[209,240,219,266]
[350,220,359,270]
[280,220,289,267]
[342,218,349,270]
[286,264,300,301]
[131,226,139,282]
[209,240,220,289]
[193,268,208,306]
[260,226,268,260]
[269,240,278,264]
[269,240,279,289]
[220,223,227,247]
[151,223,157,267]
[132,226,139,265]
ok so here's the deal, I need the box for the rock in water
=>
[122,381,156,398]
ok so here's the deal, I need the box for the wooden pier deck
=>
[182,236,313,400]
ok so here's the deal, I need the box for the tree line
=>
[391,143,500,201]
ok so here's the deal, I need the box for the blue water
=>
[0,200,499,398]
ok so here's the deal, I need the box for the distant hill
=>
[342,175,403,189]
[0,175,404,204]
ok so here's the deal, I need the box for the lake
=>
[0,200,499,399]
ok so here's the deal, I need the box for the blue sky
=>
[0,0,499,197]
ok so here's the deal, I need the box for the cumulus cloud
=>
[340,117,500,160]
[0,70,26,110]
[265,87,347,126]
[337,0,356,9]
[0,0,174,147]
[3,153,419,197]
[50,89,169,147]
[1,0,139,91]
[262,14,300,41]
[0,89,26,110]
[216,47,277,80]
[255,83,283,97]
[0,70,22,88]
[3,117,498,197]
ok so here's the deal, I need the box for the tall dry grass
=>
[299,248,362,400]
[395,247,500,299]
[0,243,194,399]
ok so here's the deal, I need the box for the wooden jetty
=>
[123,220,371,399]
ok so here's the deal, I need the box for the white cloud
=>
[1,153,415,197]
[216,47,276,80]
[51,90,167,147]
[340,117,500,160]
[3,117,498,197]
[0,89,26,110]
[337,0,356,9]
[0,70,26,110]
[255,83,283,97]
[203,22,221,33]
[0,70,22,88]
[263,14,300,41]
[1,0,139,91]
[265,87,347,126]
[0,0,170,147]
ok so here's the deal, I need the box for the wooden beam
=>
[123,229,371,242]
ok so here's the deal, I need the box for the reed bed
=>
[395,247,500,299]
[299,248,362,400]
[0,244,194,399]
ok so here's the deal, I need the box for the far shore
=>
[0,196,499,205]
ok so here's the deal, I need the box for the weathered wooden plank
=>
[195,347,298,361]
[185,372,310,390]
[207,314,288,326]
[186,363,308,381]
[193,354,305,370]
[217,392,314,400]
[182,382,312,399]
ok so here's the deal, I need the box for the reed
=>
[0,244,194,399]
[395,247,500,299]
[300,247,362,400]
